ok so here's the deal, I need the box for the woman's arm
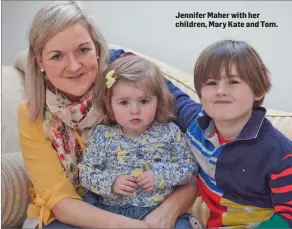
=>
[18,101,149,228]
[53,198,149,228]
[143,182,199,228]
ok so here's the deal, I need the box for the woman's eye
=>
[140,99,149,105]
[119,100,129,106]
[51,54,61,60]
[79,47,89,53]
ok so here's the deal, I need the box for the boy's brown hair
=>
[94,55,175,124]
[194,40,272,106]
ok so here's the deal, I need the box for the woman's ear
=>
[96,47,100,60]
[36,55,45,71]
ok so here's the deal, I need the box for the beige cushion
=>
[189,196,210,227]
[265,109,292,139]
[2,66,25,154]
[14,48,28,76]
[2,152,31,228]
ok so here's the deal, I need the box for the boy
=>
[167,40,292,228]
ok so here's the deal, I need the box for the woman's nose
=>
[66,55,81,72]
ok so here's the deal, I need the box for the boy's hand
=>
[112,175,138,196]
[136,170,154,191]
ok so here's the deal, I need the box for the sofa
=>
[2,44,292,228]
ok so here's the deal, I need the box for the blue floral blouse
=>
[78,122,198,207]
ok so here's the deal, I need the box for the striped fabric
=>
[2,152,31,228]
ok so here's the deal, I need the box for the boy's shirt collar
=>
[197,107,267,141]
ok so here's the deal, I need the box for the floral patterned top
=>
[78,122,198,207]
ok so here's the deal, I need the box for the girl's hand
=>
[112,175,138,196]
[136,170,154,191]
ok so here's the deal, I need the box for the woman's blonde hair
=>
[26,1,109,120]
[95,55,175,124]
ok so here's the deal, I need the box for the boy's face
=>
[200,64,263,124]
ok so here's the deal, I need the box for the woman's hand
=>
[53,197,151,228]
[127,219,151,228]
[143,208,177,228]
[143,183,198,228]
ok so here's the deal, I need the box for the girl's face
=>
[110,80,158,138]
[37,22,99,101]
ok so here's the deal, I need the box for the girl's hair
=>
[95,55,175,124]
[194,40,272,106]
[26,1,109,120]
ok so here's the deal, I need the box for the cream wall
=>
[2,1,292,112]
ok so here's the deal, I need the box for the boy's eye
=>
[51,54,61,60]
[119,100,129,106]
[205,81,216,86]
[140,99,149,105]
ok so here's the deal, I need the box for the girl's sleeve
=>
[78,125,120,197]
[151,123,199,189]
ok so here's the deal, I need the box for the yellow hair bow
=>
[105,70,116,88]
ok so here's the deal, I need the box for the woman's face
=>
[37,22,99,101]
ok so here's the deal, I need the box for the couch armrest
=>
[266,109,292,139]
[2,152,31,228]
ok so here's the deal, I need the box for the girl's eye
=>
[51,54,61,60]
[119,100,129,106]
[205,81,216,86]
[229,80,239,84]
[140,99,149,105]
[79,47,89,53]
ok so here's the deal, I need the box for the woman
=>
[18,1,198,228]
